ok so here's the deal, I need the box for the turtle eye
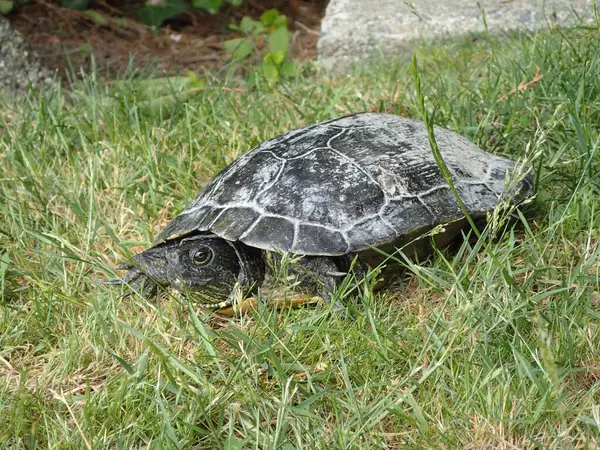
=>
[190,246,213,266]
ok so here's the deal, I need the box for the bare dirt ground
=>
[9,0,326,79]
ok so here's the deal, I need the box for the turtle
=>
[108,112,533,313]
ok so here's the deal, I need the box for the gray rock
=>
[0,16,55,95]
[318,0,596,72]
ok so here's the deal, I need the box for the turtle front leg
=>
[219,242,266,311]
[290,255,358,314]
[218,254,344,316]
[216,253,363,317]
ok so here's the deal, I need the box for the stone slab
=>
[318,0,596,72]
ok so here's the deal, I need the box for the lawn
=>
[1,24,599,449]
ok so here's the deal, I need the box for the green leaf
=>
[157,396,183,449]
[136,91,189,118]
[79,42,93,58]
[60,0,89,10]
[0,251,8,277]
[136,351,149,381]
[137,0,186,27]
[192,0,224,14]
[248,69,260,86]
[186,70,206,88]
[239,16,258,33]
[223,436,245,450]
[111,352,135,375]
[260,8,280,27]
[273,15,288,28]
[279,60,298,77]
[136,76,192,100]
[83,10,108,26]
[267,26,290,56]
[270,50,285,65]
[227,0,243,5]
[181,421,210,436]
[0,0,14,14]
[222,38,242,53]
[261,54,279,80]
[223,37,253,59]
[134,83,199,118]
[0,251,9,298]
[250,22,267,37]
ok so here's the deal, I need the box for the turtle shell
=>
[158,113,533,255]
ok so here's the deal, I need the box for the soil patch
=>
[9,0,326,79]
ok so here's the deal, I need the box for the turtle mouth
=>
[104,269,232,309]
[102,265,159,298]
[173,286,233,309]
[175,290,233,309]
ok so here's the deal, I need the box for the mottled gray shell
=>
[159,113,533,255]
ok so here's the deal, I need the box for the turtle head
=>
[505,165,536,208]
[112,234,261,307]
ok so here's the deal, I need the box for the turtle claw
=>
[99,277,126,285]
[321,292,355,321]
[326,271,348,278]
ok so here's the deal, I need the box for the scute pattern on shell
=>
[159,113,532,255]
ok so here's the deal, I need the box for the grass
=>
[1,23,600,449]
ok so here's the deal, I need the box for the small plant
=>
[137,0,243,27]
[0,0,90,14]
[0,0,243,26]
[224,9,298,85]
[60,0,89,10]
[0,0,29,15]
[192,0,243,14]
[137,0,187,27]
